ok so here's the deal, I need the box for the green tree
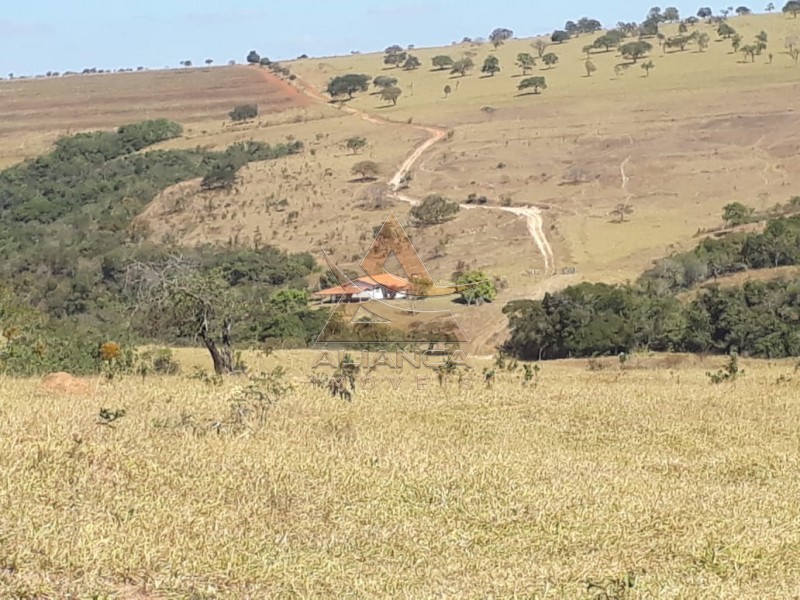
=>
[489,27,514,48]
[327,74,371,99]
[373,75,398,89]
[585,58,598,76]
[723,202,755,226]
[205,59,213,66]
[620,40,653,61]
[741,44,758,61]
[432,55,454,70]
[551,30,570,43]
[410,195,460,225]
[403,55,421,70]
[518,76,547,93]
[450,57,475,76]
[229,104,258,121]
[443,84,452,97]
[481,55,501,76]
[664,6,681,20]
[718,22,737,38]
[456,271,497,306]
[516,52,536,74]
[379,86,402,105]
[735,5,752,14]
[541,52,559,68]
[641,60,656,76]
[696,32,711,51]
[698,7,713,18]
[732,33,743,52]
[344,136,367,154]
[351,161,381,181]
[246,50,260,64]
[384,45,407,68]
[785,0,800,15]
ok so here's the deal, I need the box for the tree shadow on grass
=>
[348,176,379,183]
[515,91,543,96]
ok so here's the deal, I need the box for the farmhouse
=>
[314,272,411,303]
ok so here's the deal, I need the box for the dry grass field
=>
[1,350,800,598]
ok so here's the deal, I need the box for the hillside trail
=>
[284,70,555,274]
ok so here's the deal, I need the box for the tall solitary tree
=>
[585,59,598,77]
[620,40,654,62]
[518,76,547,94]
[542,52,560,68]
[432,55,454,70]
[380,86,402,105]
[516,52,536,74]
[481,55,501,76]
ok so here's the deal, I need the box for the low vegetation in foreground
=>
[1,351,799,597]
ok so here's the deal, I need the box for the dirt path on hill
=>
[284,70,556,273]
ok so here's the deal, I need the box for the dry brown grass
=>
[2,350,800,597]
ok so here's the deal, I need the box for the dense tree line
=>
[0,121,323,374]
[504,208,800,361]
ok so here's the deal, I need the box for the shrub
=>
[410,195,460,226]
[229,104,259,122]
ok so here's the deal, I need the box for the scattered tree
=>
[542,52,560,68]
[246,50,260,64]
[766,1,776,9]
[585,59,598,76]
[664,6,681,20]
[351,161,381,181]
[620,40,654,61]
[229,104,258,121]
[380,86,402,105]
[205,59,213,66]
[384,45,407,68]
[698,6,714,18]
[532,39,549,57]
[403,55,421,70]
[516,52,536,74]
[327,74,372,99]
[410,194,460,225]
[456,271,497,306]
[697,31,711,51]
[373,75,398,89]
[490,28,514,48]
[551,30,570,43]
[723,202,755,226]
[641,59,656,76]
[432,55,454,70]
[741,44,758,61]
[344,136,368,154]
[518,76,548,94]
[611,203,634,223]
[732,33,743,51]
[481,55,501,76]
[451,57,475,76]
[735,5,752,14]
[718,22,737,38]
[785,0,800,16]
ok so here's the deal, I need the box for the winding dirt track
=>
[287,71,555,273]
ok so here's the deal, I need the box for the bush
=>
[410,195,460,226]
[229,104,259,122]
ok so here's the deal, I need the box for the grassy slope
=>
[1,349,800,597]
